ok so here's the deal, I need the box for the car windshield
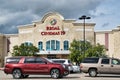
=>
[44,58,53,63]
[68,60,72,64]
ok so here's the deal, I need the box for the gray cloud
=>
[102,23,109,28]
[0,0,102,34]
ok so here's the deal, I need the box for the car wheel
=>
[12,69,22,79]
[89,69,97,77]
[50,69,60,79]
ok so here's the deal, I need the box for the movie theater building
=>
[8,12,95,59]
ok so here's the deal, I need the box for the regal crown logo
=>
[50,19,57,25]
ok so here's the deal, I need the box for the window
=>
[52,60,65,64]
[24,42,33,46]
[46,40,60,51]
[36,58,46,64]
[51,40,55,50]
[101,59,109,64]
[112,59,120,65]
[68,60,72,64]
[24,58,35,63]
[46,41,50,50]
[56,40,60,50]
[64,40,69,50]
[6,57,21,63]
[82,58,99,63]
[38,41,43,50]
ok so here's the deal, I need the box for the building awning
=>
[36,50,70,54]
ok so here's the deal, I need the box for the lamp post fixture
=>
[79,15,91,58]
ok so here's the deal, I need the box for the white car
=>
[72,65,80,73]
[51,59,74,72]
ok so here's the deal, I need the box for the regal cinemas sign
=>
[41,19,65,35]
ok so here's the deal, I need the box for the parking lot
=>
[1,71,120,80]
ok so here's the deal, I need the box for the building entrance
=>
[47,54,57,59]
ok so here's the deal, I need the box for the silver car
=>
[51,59,74,72]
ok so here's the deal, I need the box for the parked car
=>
[72,65,80,73]
[4,56,69,79]
[80,57,120,77]
[51,59,74,72]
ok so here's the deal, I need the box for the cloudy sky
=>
[0,0,120,34]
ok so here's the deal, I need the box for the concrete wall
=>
[96,27,120,59]
[0,34,8,67]
[0,34,4,67]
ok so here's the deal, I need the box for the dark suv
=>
[4,56,69,79]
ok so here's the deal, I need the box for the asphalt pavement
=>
[1,71,120,80]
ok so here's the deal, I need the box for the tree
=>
[12,43,39,56]
[69,39,107,64]
[69,39,81,65]
[85,43,107,57]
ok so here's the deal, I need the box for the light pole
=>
[79,15,91,58]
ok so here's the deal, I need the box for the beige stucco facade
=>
[96,26,120,59]
[7,12,95,59]
[6,34,18,57]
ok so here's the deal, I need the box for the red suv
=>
[4,56,69,79]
